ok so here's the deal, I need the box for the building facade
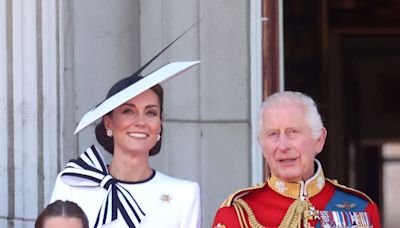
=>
[1,0,267,227]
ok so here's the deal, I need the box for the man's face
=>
[258,102,326,182]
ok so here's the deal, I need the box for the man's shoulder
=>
[219,183,266,208]
[213,183,267,228]
[326,178,374,204]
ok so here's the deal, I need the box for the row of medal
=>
[318,211,372,228]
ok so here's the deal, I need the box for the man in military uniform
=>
[212,91,381,228]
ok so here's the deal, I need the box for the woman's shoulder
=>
[154,171,199,189]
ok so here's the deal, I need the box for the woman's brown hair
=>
[35,200,89,228]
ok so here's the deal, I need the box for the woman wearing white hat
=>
[49,60,201,228]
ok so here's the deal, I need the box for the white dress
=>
[50,145,201,228]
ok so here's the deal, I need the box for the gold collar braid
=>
[269,160,325,228]
[267,160,325,200]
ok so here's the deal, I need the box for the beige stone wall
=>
[140,0,251,227]
[1,0,62,226]
[1,0,255,227]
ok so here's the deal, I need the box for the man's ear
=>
[257,133,266,148]
[315,127,327,155]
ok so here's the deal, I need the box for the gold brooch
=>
[160,194,172,203]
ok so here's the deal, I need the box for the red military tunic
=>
[213,160,381,228]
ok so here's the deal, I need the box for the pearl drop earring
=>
[106,129,113,137]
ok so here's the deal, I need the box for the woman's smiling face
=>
[104,89,161,156]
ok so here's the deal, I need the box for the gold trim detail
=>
[278,198,319,228]
[234,199,265,228]
[268,160,325,199]
[220,183,266,207]
[233,202,248,228]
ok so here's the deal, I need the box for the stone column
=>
[0,0,62,227]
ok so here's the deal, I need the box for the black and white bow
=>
[60,145,145,227]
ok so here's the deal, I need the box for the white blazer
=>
[50,146,201,228]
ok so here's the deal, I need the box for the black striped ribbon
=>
[60,145,145,227]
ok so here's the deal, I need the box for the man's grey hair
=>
[257,91,324,139]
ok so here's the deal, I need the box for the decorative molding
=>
[250,0,263,184]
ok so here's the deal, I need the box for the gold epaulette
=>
[326,178,374,203]
[220,183,266,208]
